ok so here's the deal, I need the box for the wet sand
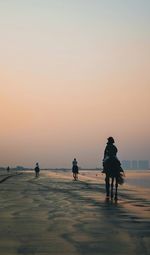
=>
[0,170,149,255]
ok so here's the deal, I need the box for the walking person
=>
[34,162,40,178]
[72,158,79,181]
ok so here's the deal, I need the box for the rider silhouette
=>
[104,137,117,156]
[102,137,123,198]
[103,137,118,172]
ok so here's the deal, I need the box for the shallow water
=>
[125,170,150,189]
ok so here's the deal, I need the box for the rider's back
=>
[104,143,118,158]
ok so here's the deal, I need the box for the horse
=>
[35,164,40,178]
[72,165,79,181]
[103,157,124,200]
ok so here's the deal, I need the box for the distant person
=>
[72,158,79,181]
[7,166,10,173]
[34,162,40,178]
[102,137,124,199]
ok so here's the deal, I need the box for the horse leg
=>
[73,173,75,180]
[75,173,77,180]
[114,177,118,200]
[76,172,78,180]
[111,177,114,199]
[105,174,110,197]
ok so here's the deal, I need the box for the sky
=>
[0,0,150,168]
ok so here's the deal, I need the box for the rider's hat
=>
[107,137,115,143]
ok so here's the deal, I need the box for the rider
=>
[102,136,119,172]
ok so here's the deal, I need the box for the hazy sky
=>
[0,0,150,168]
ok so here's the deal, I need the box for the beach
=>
[0,170,149,255]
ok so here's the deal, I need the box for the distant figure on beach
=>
[102,137,124,200]
[72,158,79,181]
[7,166,10,173]
[34,162,40,178]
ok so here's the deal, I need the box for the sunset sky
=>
[0,0,150,168]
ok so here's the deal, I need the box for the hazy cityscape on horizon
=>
[121,160,149,170]
[0,160,149,171]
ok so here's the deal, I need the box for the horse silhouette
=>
[103,156,124,200]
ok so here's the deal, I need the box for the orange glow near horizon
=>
[0,1,150,168]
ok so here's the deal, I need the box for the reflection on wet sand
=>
[0,170,149,255]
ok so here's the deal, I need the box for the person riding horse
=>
[72,158,79,181]
[34,162,40,178]
[102,137,124,200]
